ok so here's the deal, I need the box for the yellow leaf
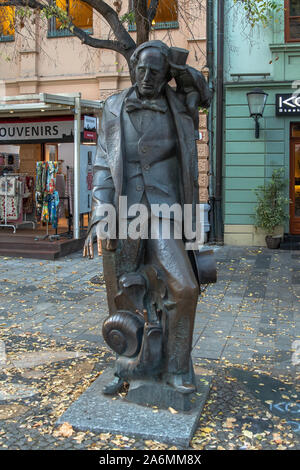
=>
[201,426,213,433]
[168,407,178,414]
[223,417,236,429]
[53,422,74,438]
[273,433,283,444]
[99,433,111,441]
[243,430,253,439]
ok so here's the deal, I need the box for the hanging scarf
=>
[36,162,59,224]
[47,161,58,194]
[49,191,59,229]
[41,194,49,223]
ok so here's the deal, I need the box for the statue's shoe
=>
[102,376,125,395]
[166,374,196,394]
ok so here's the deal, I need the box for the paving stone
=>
[0,383,39,400]
[7,350,89,369]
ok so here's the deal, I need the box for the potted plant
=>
[253,168,289,249]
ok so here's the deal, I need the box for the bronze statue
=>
[83,40,215,403]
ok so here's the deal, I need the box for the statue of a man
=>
[84,40,212,397]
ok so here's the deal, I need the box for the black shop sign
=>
[276,94,300,116]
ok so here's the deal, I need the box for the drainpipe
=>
[215,0,225,244]
[74,95,81,240]
[206,0,215,243]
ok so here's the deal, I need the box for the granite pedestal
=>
[56,368,211,447]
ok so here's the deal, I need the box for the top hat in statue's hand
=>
[168,47,189,77]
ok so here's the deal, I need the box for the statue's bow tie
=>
[125,97,168,113]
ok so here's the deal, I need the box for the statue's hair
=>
[130,40,172,83]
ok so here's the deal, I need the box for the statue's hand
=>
[186,91,201,125]
[83,222,117,259]
[83,224,98,259]
[103,238,118,252]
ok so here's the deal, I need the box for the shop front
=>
[0,93,103,259]
[223,82,300,246]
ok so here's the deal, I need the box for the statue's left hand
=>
[83,222,118,259]
[83,224,98,259]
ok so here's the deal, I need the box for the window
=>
[48,0,93,37]
[0,3,15,41]
[285,0,300,42]
[292,123,300,137]
[129,0,178,31]
[151,0,178,25]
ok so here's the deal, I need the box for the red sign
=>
[84,130,97,141]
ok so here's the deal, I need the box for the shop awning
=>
[0,92,103,117]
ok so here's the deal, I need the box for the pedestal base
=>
[56,368,211,447]
[126,378,198,412]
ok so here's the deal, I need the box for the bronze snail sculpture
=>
[102,266,166,382]
[102,310,144,358]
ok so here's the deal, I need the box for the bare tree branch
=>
[1,0,136,60]
[71,24,130,53]
[79,0,136,51]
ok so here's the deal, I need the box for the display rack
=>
[0,173,36,233]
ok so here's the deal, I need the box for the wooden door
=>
[19,144,42,177]
[290,137,300,234]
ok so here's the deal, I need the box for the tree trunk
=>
[134,0,151,46]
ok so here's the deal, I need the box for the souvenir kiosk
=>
[0,93,103,259]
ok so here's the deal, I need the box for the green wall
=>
[224,84,300,229]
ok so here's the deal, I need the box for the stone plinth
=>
[56,368,211,447]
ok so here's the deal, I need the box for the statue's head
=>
[130,40,172,99]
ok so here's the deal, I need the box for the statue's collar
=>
[108,84,186,117]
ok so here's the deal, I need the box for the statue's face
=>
[135,48,168,99]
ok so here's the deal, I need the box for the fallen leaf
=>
[243,430,253,439]
[168,407,178,414]
[99,433,111,441]
[223,417,236,429]
[273,433,283,444]
[201,426,213,433]
[53,422,74,438]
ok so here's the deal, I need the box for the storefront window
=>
[48,0,93,37]
[129,0,178,31]
[0,3,15,41]
[292,124,300,137]
[285,0,300,42]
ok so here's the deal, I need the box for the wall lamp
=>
[246,88,268,139]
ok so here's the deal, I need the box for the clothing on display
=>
[49,191,60,229]
[0,174,30,224]
[35,161,60,228]
[0,175,16,197]
[66,166,74,215]
[23,176,35,215]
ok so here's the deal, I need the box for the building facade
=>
[211,0,300,246]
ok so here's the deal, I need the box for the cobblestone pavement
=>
[0,246,299,450]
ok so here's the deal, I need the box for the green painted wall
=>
[223,84,300,230]
[211,0,300,240]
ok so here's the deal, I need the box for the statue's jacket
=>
[89,83,201,232]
